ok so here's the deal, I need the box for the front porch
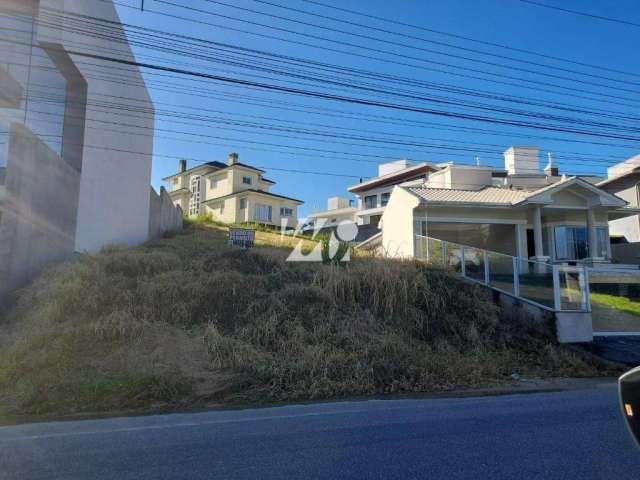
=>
[413,177,640,266]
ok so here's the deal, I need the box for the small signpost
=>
[228,228,255,248]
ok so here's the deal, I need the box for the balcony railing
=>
[414,234,590,312]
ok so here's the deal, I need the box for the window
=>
[554,226,588,260]
[596,227,610,259]
[364,195,377,209]
[254,203,272,222]
[554,226,610,260]
[280,207,293,217]
[242,176,252,185]
[210,178,217,189]
[381,192,390,207]
[240,198,247,209]
[188,175,201,216]
[330,218,337,223]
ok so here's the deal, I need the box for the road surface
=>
[1,385,639,479]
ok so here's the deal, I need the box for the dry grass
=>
[0,224,617,419]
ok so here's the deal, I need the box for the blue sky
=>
[113,0,640,217]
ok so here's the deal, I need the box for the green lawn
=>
[590,293,640,318]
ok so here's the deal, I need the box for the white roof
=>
[406,186,530,206]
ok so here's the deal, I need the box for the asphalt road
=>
[2,385,639,480]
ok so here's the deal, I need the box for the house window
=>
[242,176,252,185]
[331,218,337,223]
[254,203,272,222]
[364,195,377,209]
[210,178,217,189]
[554,226,588,260]
[240,198,247,209]
[554,226,610,260]
[188,175,201,216]
[381,192,390,207]
[596,227,610,258]
[280,207,293,217]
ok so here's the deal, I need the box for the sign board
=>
[228,228,255,248]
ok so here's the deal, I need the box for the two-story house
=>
[164,153,303,228]
[307,159,437,245]
[348,160,438,229]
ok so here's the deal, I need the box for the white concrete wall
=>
[327,196,350,210]
[425,165,493,191]
[148,186,182,239]
[381,187,420,258]
[378,159,413,176]
[39,0,154,252]
[607,184,640,242]
[504,146,540,175]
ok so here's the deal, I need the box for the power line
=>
[299,0,640,78]
[92,1,640,107]
[22,12,640,138]
[249,0,640,88]
[29,13,640,121]
[195,0,640,96]
[518,0,640,28]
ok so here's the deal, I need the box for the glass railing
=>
[414,234,594,312]
[462,246,484,282]
[488,251,514,294]
[588,269,640,333]
[446,244,463,274]
[517,259,555,308]
[557,268,587,311]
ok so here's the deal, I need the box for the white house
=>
[381,147,639,263]
[309,159,437,245]
[165,153,303,228]
[597,155,640,243]
[306,197,357,228]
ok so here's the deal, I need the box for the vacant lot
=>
[0,224,618,421]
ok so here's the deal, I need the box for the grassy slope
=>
[0,224,618,420]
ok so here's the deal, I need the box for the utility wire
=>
[518,0,640,28]
[299,0,640,78]
[249,0,640,87]
[23,13,640,138]
[87,1,640,107]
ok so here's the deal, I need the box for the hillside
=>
[0,223,617,421]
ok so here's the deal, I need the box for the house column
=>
[586,208,599,260]
[515,223,526,259]
[532,206,545,259]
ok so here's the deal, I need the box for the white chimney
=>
[504,147,539,175]
[228,152,239,166]
[544,152,558,176]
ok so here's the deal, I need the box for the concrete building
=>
[306,197,357,229]
[309,159,437,246]
[0,0,169,298]
[381,147,638,262]
[165,153,303,229]
[598,155,640,242]
[597,155,640,263]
